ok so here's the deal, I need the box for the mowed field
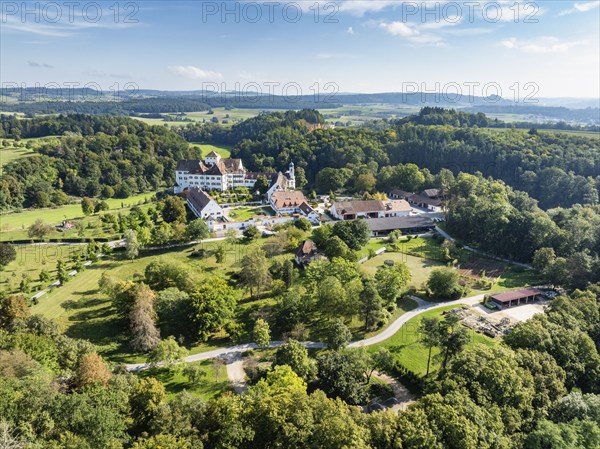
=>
[371,304,498,376]
[0,136,63,173]
[0,191,158,241]
[0,146,35,173]
[28,237,298,363]
[359,237,540,295]
[188,143,232,158]
[362,252,444,288]
[320,104,419,126]
[131,107,271,128]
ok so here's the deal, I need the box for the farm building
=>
[389,189,444,212]
[363,216,436,236]
[330,199,411,220]
[490,288,544,308]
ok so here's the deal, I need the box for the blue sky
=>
[1,1,599,98]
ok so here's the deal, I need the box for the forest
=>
[0,115,197,209]
[181,108,600,209]
[0,96,338,115]
[1,110,599,271]
[1,283,599,448]
[1,109,600,448]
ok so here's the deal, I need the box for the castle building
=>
[174,152,295,193]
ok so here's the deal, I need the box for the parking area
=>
[500,303,547,322]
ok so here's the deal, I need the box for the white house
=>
[175,152,295,193]
[330,199,411,220]
[185,188,223,220]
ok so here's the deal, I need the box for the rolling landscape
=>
[1,1,599,449]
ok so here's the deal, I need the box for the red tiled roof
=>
[296,239,317,257]
[271,191,307,209]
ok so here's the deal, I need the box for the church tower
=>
[287,162,296,189]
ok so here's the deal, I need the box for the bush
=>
[190,248,206,258]
[390,361,426,394]
[244,358,268,385]
[369,382,395,400]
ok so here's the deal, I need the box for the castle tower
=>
[204,151,221,166]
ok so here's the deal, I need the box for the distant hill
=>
[1,88,598,124]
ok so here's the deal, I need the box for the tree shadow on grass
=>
[387,344,409,355]
[61,296,105,311]
[66,314,128,350]
[69,305,114,322]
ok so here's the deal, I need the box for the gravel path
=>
[125,295,485,394]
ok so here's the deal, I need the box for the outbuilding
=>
[490,288,544,308]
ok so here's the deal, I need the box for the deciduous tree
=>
[188,277,236,341]
[75,352,111,388]
[161,196,187,224]
[0,243,17,270]
[129,284,161,353]
[253,319,271,348]
[124,229,140,260]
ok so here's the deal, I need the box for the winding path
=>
[125,294,484,373]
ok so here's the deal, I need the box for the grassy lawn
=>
[360,236,541,296]
[188,143,232,158]
[28,237,298,363]
[356,239,387,259]
[136,359,231,401]
[393,237,447,260]
[0,191,158,241]
[0,244,85,294]
[0,146,36,173]
[226,207,262,222]
[1,136,66,173]
[477,266,541,294]
[361,251,445,289]
[372,304,498,376]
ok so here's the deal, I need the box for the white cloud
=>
[575,1,600,11]
[346,26,355,35]
[168,66,223,80]
[559,0,600,15]
[379,15,460,46]
[380,21,418,37]
[443,27,493,37]
[1,10,139,38]
[421,16,462,30]
[28,61,54,68]
[500,36,589,53]
[410,34,446,46]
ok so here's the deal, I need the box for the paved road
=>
[125,294,484,372]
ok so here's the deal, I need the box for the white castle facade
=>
[174,151,295,193]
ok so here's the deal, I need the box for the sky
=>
[1,0,599,99]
